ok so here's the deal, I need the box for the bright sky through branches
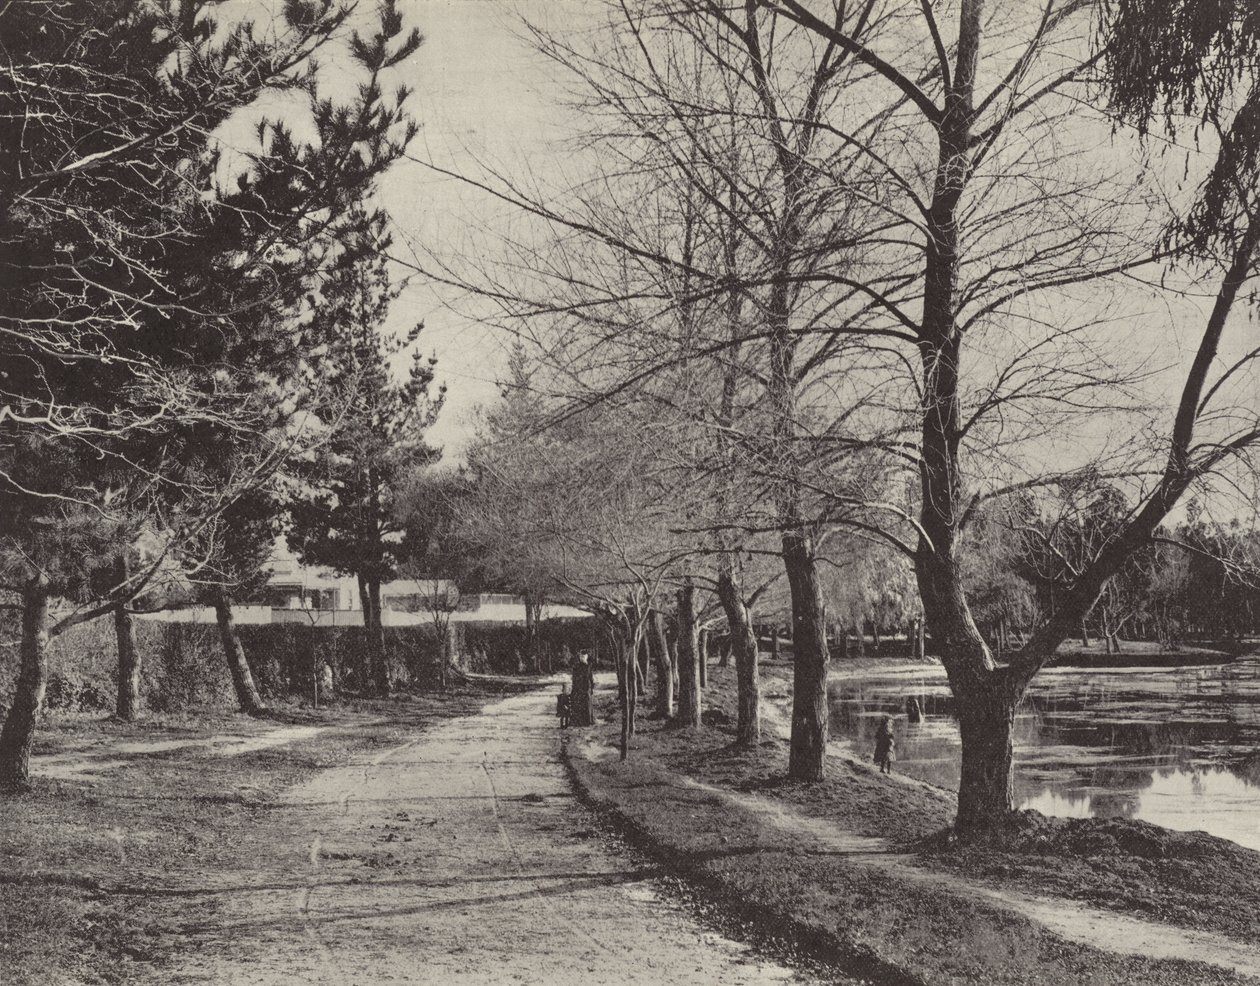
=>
[379,0,593,458]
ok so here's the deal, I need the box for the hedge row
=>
[0,617,454,714]
[0,612,606,715]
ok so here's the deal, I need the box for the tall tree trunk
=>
[0,577,50,790]
[784,532,829,781]
[360,577,390,697]
[524,590,544,672]
[214,591,267,716]
[113,555,141,722]
[698,628,709,689]
[716,557,760,747]
[954,672,1019,836]
[437,619,450,689]
[612,621,637,758]
[626,630,638,742]
[675,581,701,728]
[650,610,674,718]
[633,605,650,698]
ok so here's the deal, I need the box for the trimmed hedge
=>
[461,618,603,674]
[0,615,455,714]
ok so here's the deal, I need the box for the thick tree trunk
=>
[214,591,267,716]
[675,582,701,728]
[649,610,674,718]
[784,532,829,781]
[369,579,389,696]
[113,556,141,721]
[953,674,1019,837]
[358,577,390,697]
[114,603,141,722]
[0,578,50,790]
[716,559,760,747]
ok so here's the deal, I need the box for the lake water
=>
[829,654,1260,851]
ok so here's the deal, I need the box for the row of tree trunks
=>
[0,577,50,790]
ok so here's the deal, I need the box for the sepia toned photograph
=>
[4,1,1260,983]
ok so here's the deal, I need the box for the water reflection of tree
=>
[1230,754,1260,787]
[834,676,1260,812]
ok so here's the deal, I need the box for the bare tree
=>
[732,0,1260,836]
[421,578,461,689]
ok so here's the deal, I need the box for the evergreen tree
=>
[0,0,422,786]
[288,212,444,696]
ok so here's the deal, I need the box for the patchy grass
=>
[0,681,521,986]
[565,664,1255,986]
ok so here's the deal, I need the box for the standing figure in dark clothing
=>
[874,716,895,774]
[570,653,595,726]
[556,684,571,728]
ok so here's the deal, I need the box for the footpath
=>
[158,685,850,985]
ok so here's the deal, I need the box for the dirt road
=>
[161,686,841,985]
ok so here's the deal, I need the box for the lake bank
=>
[566,661,1260,984]
[828,649,1260,851]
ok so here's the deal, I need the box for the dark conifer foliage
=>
[0,0,423,783]
[287,210,444,697]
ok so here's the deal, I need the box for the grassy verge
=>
[565,661,1253,986]
[0,680,521,986]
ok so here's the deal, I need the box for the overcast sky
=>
[375,0,594,458]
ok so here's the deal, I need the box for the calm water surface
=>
[830,653,1260,851]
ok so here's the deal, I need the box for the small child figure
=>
[873,715,895,774]
[556,684,571,729]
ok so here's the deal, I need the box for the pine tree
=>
[288,211,444,697]
[0,0,422,786]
